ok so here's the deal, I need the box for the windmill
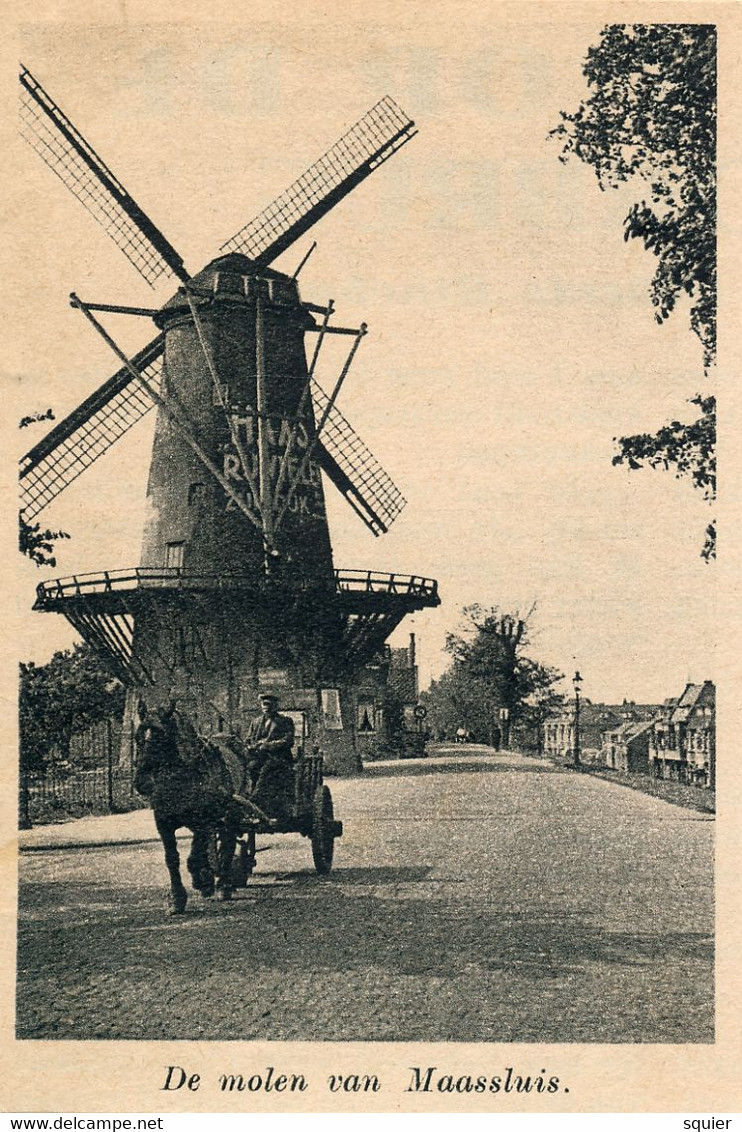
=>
[19,65,440,772]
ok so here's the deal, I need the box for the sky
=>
[9,9,717,706]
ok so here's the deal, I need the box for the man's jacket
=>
[245,713,295,758]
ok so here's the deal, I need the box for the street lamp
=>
[572,671,583,768]
[499,706,510,750]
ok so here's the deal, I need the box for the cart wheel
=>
[311,785,336,875]
[230,834,256,888]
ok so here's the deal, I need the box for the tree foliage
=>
[19,643,125,780]
[19,409,71,568]
[421,605,564,748]
[19,409,55,429]
[19,516,70,568]
[553,24,716,556]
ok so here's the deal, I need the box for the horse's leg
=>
[155,814,188,915]
[187,828,215,898]
[216,823,238,901]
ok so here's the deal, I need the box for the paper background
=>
[2,0,740,1114]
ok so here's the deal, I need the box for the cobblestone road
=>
[16,748,714,1041]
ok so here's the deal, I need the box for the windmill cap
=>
[155,253,309,326]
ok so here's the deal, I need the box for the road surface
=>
[16,747,713,1041]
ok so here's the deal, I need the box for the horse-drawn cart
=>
[229,751,343,888]
[134,706,344,912]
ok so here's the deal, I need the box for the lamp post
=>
[572,671,583,768]
[499,706,510,750]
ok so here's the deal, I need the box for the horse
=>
[133,703,241,914]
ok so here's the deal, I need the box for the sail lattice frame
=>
[20,336,164,519]
[311,379,407,535]
[20,66,186,286]
[221,96,416,266]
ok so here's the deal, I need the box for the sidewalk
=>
[18,807,161,852]
[579,763,715,814]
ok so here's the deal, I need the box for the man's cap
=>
[259,692,279,703]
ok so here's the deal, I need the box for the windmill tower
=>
[19,67,440,772]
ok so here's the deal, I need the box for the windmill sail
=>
[220,96,416,267]
[310,380,406,536]
[19,66,188,286]
[20,336,164,520]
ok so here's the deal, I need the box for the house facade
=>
[544,700,661,766]
[543,701,623,763]
[648,681,715,787]
[602,720,652,775]
[544,681,715,788]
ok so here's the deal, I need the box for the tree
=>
[19,410,70,568]
[422,667,495,743]
[19,643,126,828]
[553,24,716,557]
[511,659,568,754]
[421,605,564,748]
[19,643,125,776]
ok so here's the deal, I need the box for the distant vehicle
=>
[455,728,474,744]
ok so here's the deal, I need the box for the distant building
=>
[544,701,621,763]
[354,633,420,760]
[601,720,653,775]
[544,699,661,764]
[387,636,420,730]
[648,681,715,788]
[648,698,681,779]
[544,681,715,788]
[685,682,716,787]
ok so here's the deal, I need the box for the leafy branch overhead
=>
[553,24,716,557]
[19,408,55,429]
[19,517,70,568]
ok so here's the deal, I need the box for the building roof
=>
[678,683,704,707]
[546,702,639,730]
[620,703,664,719]
[388,667,417,702]
[605,720,653,742]
[548,683,715,735]
[671,683,705,723]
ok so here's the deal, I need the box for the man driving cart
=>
[244,693,295,823]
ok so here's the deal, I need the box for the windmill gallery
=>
[19,66,440,777]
